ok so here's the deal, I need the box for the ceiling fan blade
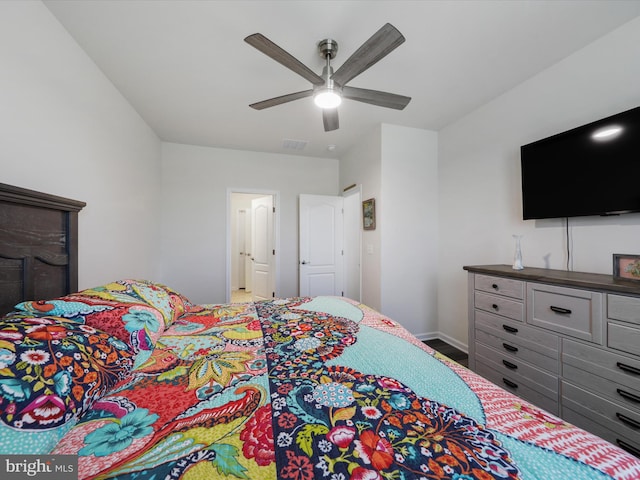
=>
[331,23,405,88]
[342,86,411,110]
[323,108,339,131]
[249,90,314,110]
[245,33,325,86]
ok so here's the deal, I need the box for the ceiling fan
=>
[245,23,411,132]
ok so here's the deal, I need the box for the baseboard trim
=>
[437,332,468,354]
[413,331,468,354]
[413,332,438,342]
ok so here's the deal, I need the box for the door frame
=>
[226,188,280,303]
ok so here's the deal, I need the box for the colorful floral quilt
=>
[2,282,640,479]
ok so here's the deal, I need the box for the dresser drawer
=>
[476,312,559,373]
[476,344,558,398]
[563,339,640,402]
[476,360,558,415]
[562,407,640,458]
[563,363,640,413]
[476,329,559,373]
[477,344,559,396]
[608,294,640,326]
[608,321,640,357]
[527,283,602,343]
[562,382,640,445]
[475,274,524,300]
[475,291,524,322]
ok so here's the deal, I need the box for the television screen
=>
[521,105,640,220]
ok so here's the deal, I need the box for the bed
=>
[1,186,640,480]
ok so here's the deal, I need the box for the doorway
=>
[227,190,279,303]
[298,187,361,301]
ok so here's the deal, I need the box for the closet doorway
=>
[227,190,279,303]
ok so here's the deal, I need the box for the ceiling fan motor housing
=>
[317,39,338,59]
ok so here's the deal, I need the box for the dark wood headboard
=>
[0,183,86,315]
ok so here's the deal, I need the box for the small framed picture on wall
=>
[362,198,376,230]
[613,254,640,280]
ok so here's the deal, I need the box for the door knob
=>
[301,260,309,265]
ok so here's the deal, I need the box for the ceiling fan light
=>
[314,89,342,109]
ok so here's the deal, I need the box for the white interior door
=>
[251,195,274,301]
[299,194,344,297]
[244,210,253,292]
[237,209,246,289]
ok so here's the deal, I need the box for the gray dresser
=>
[465,265,640,458]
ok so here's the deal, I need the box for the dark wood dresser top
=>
[464,264,640,296]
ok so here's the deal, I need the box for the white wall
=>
[0,1,162,289]
[381,125,439,340]
[340,127,382,310]
[340,124,439,338]
[160,142,339,304]
[438,17,640,347]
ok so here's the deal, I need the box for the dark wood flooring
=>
[424,339,468,367]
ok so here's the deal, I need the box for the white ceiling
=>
[44,0,640,159]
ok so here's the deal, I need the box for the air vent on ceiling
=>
[282,138,308,151]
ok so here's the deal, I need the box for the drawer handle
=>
[492,304,500,311]
[502,343,519,353]
[617,362,640,376]
[502,325,518,333]
[616,413,640,430]
[492,283,499,290]
[618,389,640,404]
[502,359,518,370]
[549,305,572,315]
[503,378,518,389]
[617,439,640,458]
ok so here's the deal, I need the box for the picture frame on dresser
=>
[613,253,640,280]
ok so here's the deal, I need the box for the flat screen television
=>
[521,105,640,220]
